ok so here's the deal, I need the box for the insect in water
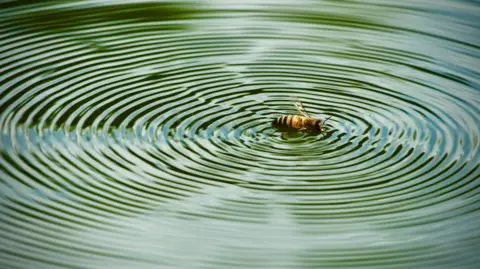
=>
[272,99,332,134]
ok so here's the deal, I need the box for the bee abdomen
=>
[274,115,294,127]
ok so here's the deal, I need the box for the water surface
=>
[0,0,479,268]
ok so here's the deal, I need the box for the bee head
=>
[319,116,332,133]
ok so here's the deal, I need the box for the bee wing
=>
[294,99,310,117]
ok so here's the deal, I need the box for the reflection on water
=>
[0,0,479,268]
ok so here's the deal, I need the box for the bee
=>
[272,99,331,133]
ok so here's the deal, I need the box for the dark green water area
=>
[0,1,479,268]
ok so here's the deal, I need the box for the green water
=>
[0,1,479,268]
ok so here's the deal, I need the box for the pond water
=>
[0,1,479,268]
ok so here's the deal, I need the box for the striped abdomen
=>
[273,115,307,129]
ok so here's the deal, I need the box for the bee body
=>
[272,99,331,133]
[273,115,323,132]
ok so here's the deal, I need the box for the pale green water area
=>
[0,0,479,268]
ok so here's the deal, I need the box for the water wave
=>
[1,1,479,268]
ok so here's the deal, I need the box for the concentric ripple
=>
[1,1,479,269]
